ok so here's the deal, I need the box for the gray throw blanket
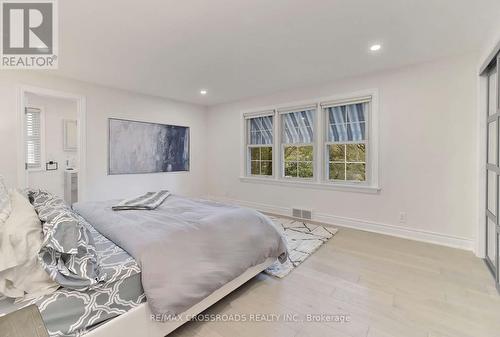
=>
[74,196,287,316]
[112,190,170,211]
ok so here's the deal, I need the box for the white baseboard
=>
[206,196,475,252]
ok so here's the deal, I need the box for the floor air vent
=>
[292,208,312,220]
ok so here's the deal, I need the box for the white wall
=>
[0,72,208,201]
[206,52,479,250]
[25,93,78,197]
[0,53,480,251]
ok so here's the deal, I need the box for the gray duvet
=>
[73,196,287,316]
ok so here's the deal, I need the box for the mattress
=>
[0,222,146,337]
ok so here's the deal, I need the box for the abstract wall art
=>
[108,118,189,174]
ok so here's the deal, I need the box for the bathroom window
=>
[25,107,44,170]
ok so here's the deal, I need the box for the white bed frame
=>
[85,258,275,337]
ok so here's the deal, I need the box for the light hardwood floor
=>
[171,227,500,337]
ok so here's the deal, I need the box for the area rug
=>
[265,216,337,278]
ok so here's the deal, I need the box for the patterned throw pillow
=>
[0,176,12,224]
[29,190,103,290]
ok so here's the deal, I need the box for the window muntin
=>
[281,109,315,179]
[25,107,43,170]
[328,144,366,181]
[250,146,273,176]
[242,93,377,190]
[247,115,273,176]
[325,102,369,182]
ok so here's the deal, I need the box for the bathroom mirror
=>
[63,119,78,152]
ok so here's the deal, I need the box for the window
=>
[242,91,378,191]
[246,113,274,176]
[25,107,44,170]
[323,100,369,182]
[281,108,315,179]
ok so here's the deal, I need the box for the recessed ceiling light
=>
[370,44,381,52]
[200,90,207,95]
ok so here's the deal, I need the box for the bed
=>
[0,194,286,337]
[0,219,145,336]
[84,258,276,337]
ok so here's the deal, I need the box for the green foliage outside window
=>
[284,145,313,178]
[328,144,366,181]
[250,147,272,176]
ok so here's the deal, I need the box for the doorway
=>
[18,86,86,204]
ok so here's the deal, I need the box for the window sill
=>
[239,176,381,194]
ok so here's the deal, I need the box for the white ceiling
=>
[57,0,500,106]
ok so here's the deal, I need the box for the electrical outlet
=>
[399,212,407,224]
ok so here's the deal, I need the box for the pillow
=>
[0,175,11,225]
[0,189,58,298]
[29,190,103,291]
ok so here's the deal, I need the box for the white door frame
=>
[477,73,487,258]
[17,85,87,201]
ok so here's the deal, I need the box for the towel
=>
[112,190,171,211]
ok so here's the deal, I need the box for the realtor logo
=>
[1,0,58,69]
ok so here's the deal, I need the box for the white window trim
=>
[240,89,380,193]
[323,100,371,186]
[25,105,46,172]
[246,144,274,177]
[279,107,316,181]
[242,110,276,178]
[239,176,380,193]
